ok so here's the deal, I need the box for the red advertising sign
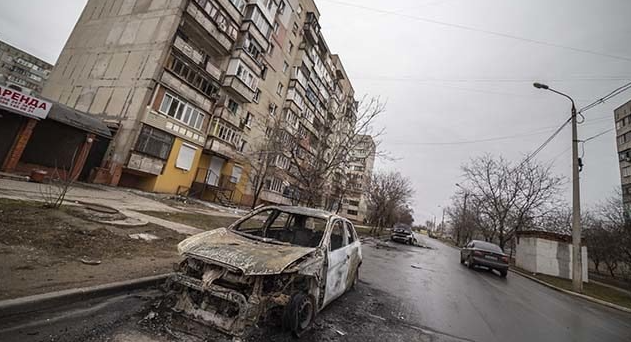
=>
[0,86,51,120]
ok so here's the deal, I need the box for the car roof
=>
[270,205,338,220]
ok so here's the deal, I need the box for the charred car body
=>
[168,206,362,337]
[390,223,415,245]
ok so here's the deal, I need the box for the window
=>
[234,61,258,90]
[244,112,253,128]
[348,200,360,206]
[292,23,299,35]
[176,143,197,171]
[278,0,286,14]
[253,89,261,103]
[624,166,631,178]
[347,210,358,216]
[283,61,289,73]
[330,221,346,250]
[231,165,243,183]
[276,82,284,95]
[273,21,280,35]
[213,119,242,146]
[288,42,294,54]
[228,99,239,114]
[229,0,246,13]
[158,93,205,130]
[245,6,272,38]
[238,139,247,152]
[267,43,275,56]
[284,109,299,128]
[345,222,356,243]
[265,177,283,193]
[297,4,303,16]
[269,102,277,116]
[275,155,290,169]
[135,125,174,160]
[260,64,268,79]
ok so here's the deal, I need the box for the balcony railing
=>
[222,75,255,102]
[187,1,235,53]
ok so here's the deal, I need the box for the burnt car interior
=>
[234,209,328,248]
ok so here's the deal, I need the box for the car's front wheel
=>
[283,292,315,337]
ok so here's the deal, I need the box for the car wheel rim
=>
[298,299,313,330]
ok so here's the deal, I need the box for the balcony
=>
[205,136,240,160]
[232,48,262,75]
[186,1,234,53]
[222,75,255,103]
[303,12,320,45]
[240,21,270,52]
[214,106,243,129]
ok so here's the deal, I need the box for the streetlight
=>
[533,82,582,293]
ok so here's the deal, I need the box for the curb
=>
[0,273,172,318]
[509,268,631,314]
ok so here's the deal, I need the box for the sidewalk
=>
[0,179,243,300]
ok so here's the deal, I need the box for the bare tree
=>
[365,170,415,235]
[457,154,565,249]
[243,114,290,209]
[39,149,79,209]
[286,96,386,207]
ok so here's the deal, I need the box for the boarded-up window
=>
[135,125,174,160]
[176,143,197,171]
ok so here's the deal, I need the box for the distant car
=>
[460,240,509,277]
[391,224,415,245]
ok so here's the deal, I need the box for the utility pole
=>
[534,82,583,293]
[456,183,469,246]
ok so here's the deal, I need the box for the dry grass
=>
[532,273,631,310]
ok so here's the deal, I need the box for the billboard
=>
[0,86,51,120]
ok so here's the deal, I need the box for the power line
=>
[518,117,572,168]
[319,0,631,63]
[582,128,614,143]
[355,76,631,84]
[578,81,631,113]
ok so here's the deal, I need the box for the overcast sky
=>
[1,0,630,223]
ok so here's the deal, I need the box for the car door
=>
[344,220,361,290]
[323,219,350,306]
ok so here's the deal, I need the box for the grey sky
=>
[1,0,630,223]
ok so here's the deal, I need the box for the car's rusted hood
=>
[177,228,316,276]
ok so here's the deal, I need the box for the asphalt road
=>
[362,234,631,342]
[2,235,630,342]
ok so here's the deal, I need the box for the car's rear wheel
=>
[500,269,508,278]
[468,256,475,269]
[460,255,465,264]
[283,292,315,337]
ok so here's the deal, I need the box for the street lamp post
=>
[533,82,583,293]
[455,184,469,246]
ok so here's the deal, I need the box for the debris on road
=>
[129,233,160,241]
[80,258,102,265]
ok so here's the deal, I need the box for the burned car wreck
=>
[168,206,362,337]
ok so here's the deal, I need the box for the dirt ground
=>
[76,281,441,342]
[0,198,187,300]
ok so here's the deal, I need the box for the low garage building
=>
[515,229,588,282]
[0,86,111,180]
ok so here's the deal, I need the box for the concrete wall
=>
[516,237,588,282]
[42,0,185,167]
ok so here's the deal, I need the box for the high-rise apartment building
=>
[615,98,631,206]
[340,135,375,223]
[42,0,362,208]
[0,40,52,95]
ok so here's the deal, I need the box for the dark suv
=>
[391,223,415,245]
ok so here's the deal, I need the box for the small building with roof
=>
[515,225,588,282]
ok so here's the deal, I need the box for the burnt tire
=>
[283,292,315,338]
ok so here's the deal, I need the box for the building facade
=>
[0,40,53,95]
[615,99,631,206]
[340,135,375,223]
[42,0,365,208]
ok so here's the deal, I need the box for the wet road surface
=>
[363,235,631,342]
[2,235,630,342]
